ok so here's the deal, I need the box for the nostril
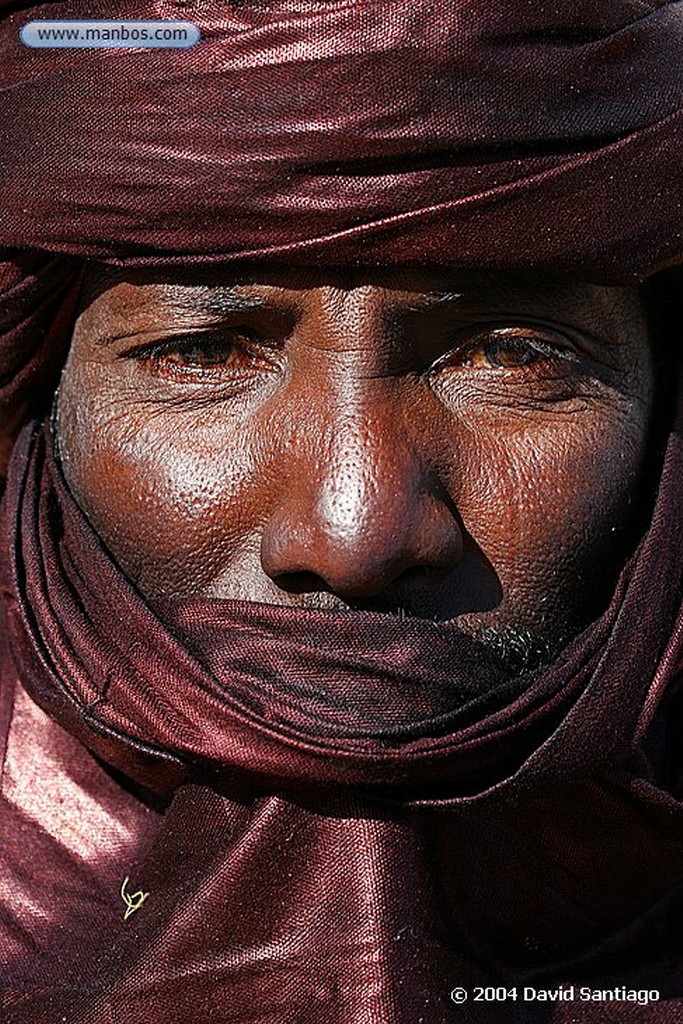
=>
[270,570,332,596]
[260,476,465,600]
[269,564,452,601]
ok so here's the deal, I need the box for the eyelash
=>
[125,325,579,379]
[126,330,278,375]
[443,328,579,371]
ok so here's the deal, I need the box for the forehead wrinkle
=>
[81,270,647,367]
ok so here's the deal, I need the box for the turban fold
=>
[1,365,682,1023]
[1,4,683,1020]
[0,0,681,280]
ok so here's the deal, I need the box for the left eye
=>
[459,329,573,370]
[468,336,544,369]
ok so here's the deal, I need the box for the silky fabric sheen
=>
[4,422,683,799]
[1,0,682,459]
[0,1,681,281]
[0,396,681,1021]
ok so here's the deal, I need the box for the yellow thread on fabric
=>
[120,876,149,921]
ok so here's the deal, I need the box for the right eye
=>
[127,329,279,379]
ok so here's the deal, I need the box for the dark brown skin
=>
[56,267,655,670]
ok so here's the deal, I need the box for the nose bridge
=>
[260,375,463,596]
[286,321,419,525]
[313,391,411,545]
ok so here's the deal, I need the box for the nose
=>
[260,411,463,600]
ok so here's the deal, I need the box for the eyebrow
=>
[92,289,274,347]
[393,291,465,313]
[189,289,274,316]
[384,277,572,316]
[91,278,630,363]
[197,289,469,315]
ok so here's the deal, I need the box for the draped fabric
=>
[5,424,683,800]
[0,256,82,471]
[1,1,683,1021]
[0,408,681,1021]
[0,0,682,465]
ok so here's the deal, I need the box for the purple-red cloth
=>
[0,2,682,1020]
[0,255,81,467]
[0,1,681,280]
[1,1,682,465]
[4,424,683,800]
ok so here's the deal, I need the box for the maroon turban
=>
[0,0,681,278]
[0,2,682,1022]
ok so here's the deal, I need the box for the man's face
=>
[56,267,655,670]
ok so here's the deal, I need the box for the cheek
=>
[58,339,652,620]
[58,382,263,595]
[450,403,649,624]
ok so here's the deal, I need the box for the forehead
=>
[79,264,648,324]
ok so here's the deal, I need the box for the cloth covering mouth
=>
[0,400,682,1022]
[1,6,683,1016]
